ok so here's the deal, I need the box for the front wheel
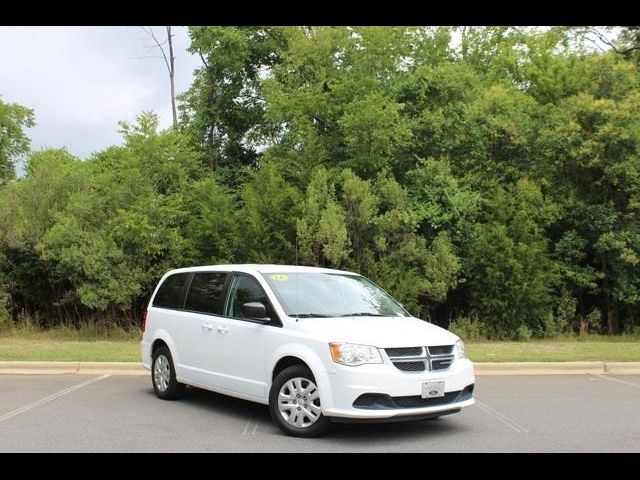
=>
[152,346,185,400]
[269,365,330,437]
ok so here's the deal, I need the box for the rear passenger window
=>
[185,272,228,315]
[153,273,189,309]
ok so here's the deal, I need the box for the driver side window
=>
[226,275,278,322]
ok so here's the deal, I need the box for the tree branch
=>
[583,35,607,53]
[139,26,172,75]
[198,51,209,69]
[137,26,178,128]
[129,54,166,60]
[619,44,640,54]
[585,27,620,53]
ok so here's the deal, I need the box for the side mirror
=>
[241,302,269,322]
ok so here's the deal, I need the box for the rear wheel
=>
[152,346,185,400]
[269,365,330,437]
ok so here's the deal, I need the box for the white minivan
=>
[141,264,475,437]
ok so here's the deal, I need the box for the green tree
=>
[537,58,640,333]
[297,167,350,267]
[240,161,302,264]
[184,177,239,264]
[2,26,640,335]
[340,169,378,272]
[0,148,87,320]
[0,98,35,184]
[0,114,205,323]
[345,172,461,319]
[263,26,415,181]
[404,157,480,245]
[467,181,558,338]
[179,26,290,178]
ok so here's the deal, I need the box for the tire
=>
[151,346,186,400]
[269,365,330,437]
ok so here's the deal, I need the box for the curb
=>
[475,361,640,375]
[475,361,604,375]
[0,361,148,376]
[604,362,640,375]
[1,361,639,376]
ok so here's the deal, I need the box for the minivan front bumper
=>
[317,358,475,420]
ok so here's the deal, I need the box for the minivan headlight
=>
[329,343,382,366]
[455,339,466,359]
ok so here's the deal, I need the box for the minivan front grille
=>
[385,347,424,357]
[428,345,454,356]
[395,361,427,372]
[385,344,455,373]
[431,358,454,371]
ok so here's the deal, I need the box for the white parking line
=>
[242,417,259,435]
[594,374,640,389]
[475,400,529,434]
[0,374,111,424]
[242,419,252,435]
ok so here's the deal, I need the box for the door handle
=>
[217,325,229,334]
[202,322,214,331]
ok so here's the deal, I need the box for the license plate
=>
[422,381,445,399]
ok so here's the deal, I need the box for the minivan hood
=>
[289,315,458,348]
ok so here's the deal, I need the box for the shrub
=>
[541,313,557,338]
[579,308,603,336]
[0,282,11,328]
[448,316,487,341]
[515,324,533,341]
[623,324,640,337]
[556,292,577,335]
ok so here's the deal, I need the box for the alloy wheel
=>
[277,377,321,428]
[154,354,171,392]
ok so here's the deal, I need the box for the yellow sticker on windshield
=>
[270,274,289,281]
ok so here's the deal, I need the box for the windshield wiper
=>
[338,312,387,317]
[291,313,337,318]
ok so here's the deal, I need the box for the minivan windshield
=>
[263,272,409,318]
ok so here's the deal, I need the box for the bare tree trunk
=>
[139,26,178,128]
[578,315,588,337]
[166,26,178,128]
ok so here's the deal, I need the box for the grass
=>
[0,321,141,362]
[0,337,140,362]
[467,336,640,362]
[0,324,638,362]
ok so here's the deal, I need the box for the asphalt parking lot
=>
[1,374,639,452]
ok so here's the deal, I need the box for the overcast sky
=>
[0,26,201,160]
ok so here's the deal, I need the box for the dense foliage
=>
[1,26,639,338]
